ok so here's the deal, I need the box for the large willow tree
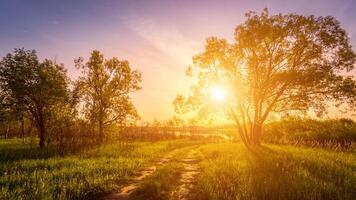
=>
[175,9,356,146]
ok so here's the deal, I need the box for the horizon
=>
[1,0,355,122]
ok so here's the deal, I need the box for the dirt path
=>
[170,149,200,200]
[102,148,181,200]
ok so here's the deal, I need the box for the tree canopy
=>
[0,48,70,147]
[175,9,356,146]
[75,50,141,141]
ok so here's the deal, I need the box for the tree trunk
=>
[251,122,262,145]
[39,120,46,148]
[99,119,104,143]
[21,116,25,143]
[37,110,46,148]
[5,124,9,139]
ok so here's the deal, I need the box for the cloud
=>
[125,17,199,65]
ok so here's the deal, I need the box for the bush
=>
[263,118,356,150]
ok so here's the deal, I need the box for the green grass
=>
[128,146,196,200]
[2,138,356,200]
[128,162,184,200]
[192,142,356,200]
[0,138,192,200]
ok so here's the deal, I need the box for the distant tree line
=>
[0,49,141,149]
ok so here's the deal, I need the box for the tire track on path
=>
[170,149,200,200]
[102,147,187,200]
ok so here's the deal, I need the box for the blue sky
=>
[0,0,355,121]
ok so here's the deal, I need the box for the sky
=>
[0,0,355,121]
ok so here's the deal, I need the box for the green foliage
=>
[175,9,356,145]
[0,48,71,147]
[0,139,189,200]
[192,143,356,200]
[75,50,142,140]
[263,118,356,150]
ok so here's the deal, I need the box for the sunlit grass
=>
[192,142,356,200]
[129,163,184,200]
[128,146,193,200]
[0,139,193,199]
[2,139,355,200]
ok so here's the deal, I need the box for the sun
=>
[210,86,228,102]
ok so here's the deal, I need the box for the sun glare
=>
[210,86,228,103]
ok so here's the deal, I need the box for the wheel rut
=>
[102,149,179,200]
[170,149,201,200]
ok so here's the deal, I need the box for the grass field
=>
[1,139,356,200]
[192,143,356,200]
[0,139,194,200]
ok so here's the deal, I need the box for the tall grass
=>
[263,118,356,151]
[0,138,191,200]
[192,142,356,200]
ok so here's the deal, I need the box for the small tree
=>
[175,9,356,146]
[0,48,70,147]
[75,50,141,142]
